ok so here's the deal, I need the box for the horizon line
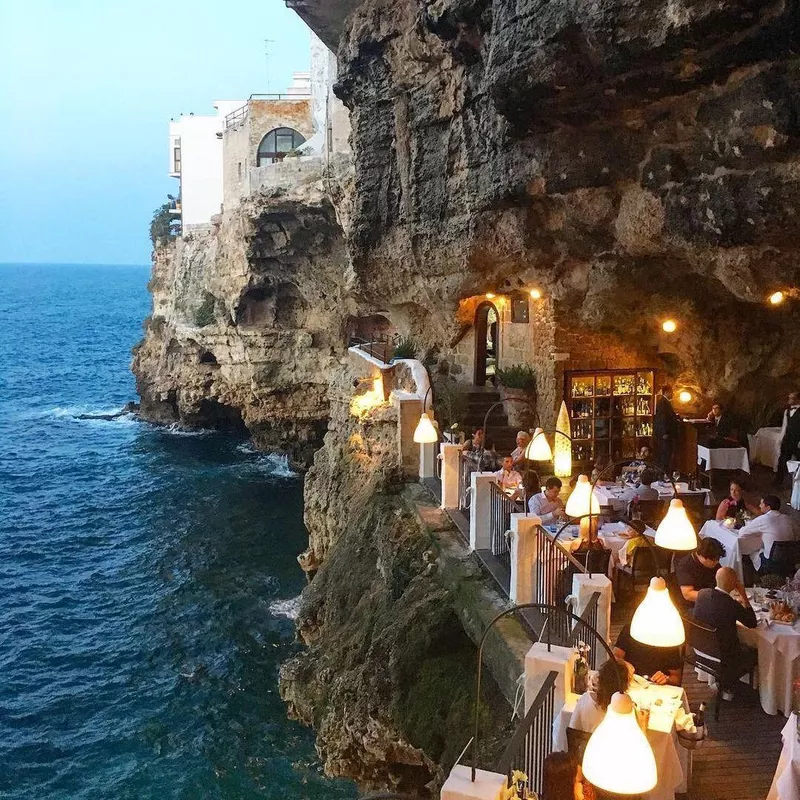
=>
[0,261,150,268]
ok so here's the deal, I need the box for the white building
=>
[168,100,243,229]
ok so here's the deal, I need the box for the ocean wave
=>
[269,595,302,620]
[24,405,141,426]
[157,423,213,437]
[236,445,298,478]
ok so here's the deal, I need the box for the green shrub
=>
[149,202,180,246]
[194,293,216,327]
[392,336,417,360]
[433,375,468,430]
[496,364,537,392]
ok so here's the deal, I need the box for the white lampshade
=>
[413,412,438,444]
[630,576,685,647]
[524,428,553,461]
[654,498,697,551]
[565,474,600,518]
[582,693,657,795]
[554,401,572,478]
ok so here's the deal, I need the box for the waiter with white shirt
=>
[737,494,796,572]
[776,392,800,486]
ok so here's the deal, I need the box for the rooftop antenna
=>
[264,38,275,94]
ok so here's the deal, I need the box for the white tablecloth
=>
[739,615,800,716]
[768,714,800,800]
[789,461,800,511]
[697,445,750,473]
[558,522,649,577]
[698,520,761,583]
[593,482,711,512]
[552,684,688,800]
[751,427,783,472]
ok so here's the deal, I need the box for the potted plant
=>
[391,336,417,361]
[496,364,537,427]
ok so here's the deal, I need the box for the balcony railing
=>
[489,483,515,573]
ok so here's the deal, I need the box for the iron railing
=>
[348,334,398,366]
[458,451,476,511]
[489,482,516,572]
[568,590,601,669]
[223,103,249,130]
[497,670,558,796]
[534,526,589,609]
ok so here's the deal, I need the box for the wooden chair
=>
[566,726,593,762]
[762,541,800,578]
[628,498,662,525]
[571,547,612,578]
[683,617,756,721]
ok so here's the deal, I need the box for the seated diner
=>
[715,480,760,521]
[528,476,567,523]
[510,430,531,467]
[737,494,797,573]
[613,622,682,686]
[568,658,631,735]
[493,455,522,493]
[674,537,726,607]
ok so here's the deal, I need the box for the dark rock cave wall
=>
[333,0,800,421]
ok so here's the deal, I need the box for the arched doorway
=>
[256,127,307,165]
[474,301,499,386]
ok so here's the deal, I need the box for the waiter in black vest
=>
[776,391,800,486]
[654,385,679,471]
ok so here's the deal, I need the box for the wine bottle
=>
[695,701,706,728]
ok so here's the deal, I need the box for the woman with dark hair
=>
[715,481,760,521]
[521,461,541,502]
[542,751,597,800]
[568,659,631,734]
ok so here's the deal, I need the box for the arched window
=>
[256,127,306,166]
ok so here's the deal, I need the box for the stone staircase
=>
[463,387,519,456]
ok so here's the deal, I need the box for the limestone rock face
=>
[332,0,800,405]
[133,172,353,466]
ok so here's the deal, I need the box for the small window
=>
[256,127,306,166]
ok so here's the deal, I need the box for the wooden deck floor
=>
[611,598,786,800]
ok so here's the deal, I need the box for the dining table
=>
[697,444,750,473]
[552,681,689,800]
[750,426,783,472]
[593,481,711,512]
[737,602,800,716]
[788,460,800,511]
[697,519,762,583]
[767,713,800,799]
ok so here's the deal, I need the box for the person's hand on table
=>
[649,671,669,685]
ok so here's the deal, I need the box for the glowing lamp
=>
[565,474,600,518]
[769,291,785,305]
[678,390,692,403]
[525,428,553,461]
[654,498,697,551]
[529,288,542,300]
[485,292,496,299]
[630,576,685,647]
[662,319,677,333]
[582,693,658,795]
[413,413,438,444]
[554,401,572,478]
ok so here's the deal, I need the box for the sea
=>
[0,263,356,800]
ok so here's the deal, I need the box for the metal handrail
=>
[471,602,616,782]
[537,524,589,572]
[496,669,558,787]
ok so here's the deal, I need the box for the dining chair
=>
[566,726,593,763]
[763,541,800,578]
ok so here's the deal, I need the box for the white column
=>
[441,764,507,800]
[469,472,496,551]
[509,513,542,605]
[440,443,463,509]
[525,641,575,713]
[419,440,436,479]
[571,573,613,666]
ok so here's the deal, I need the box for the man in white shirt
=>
[738,494,796,572]
[493,456,522,493]
[618,468,660,509]
[776,392,800,486]
[510,430,531,467]
[527,477,566,523]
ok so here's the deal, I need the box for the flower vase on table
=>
[572,642,591,695]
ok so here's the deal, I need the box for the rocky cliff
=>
[331,0,800,405]
[133,164,353,465]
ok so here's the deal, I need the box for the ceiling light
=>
[662,319,677,333]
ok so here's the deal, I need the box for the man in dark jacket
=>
[693,567,757,699]
[776,392,800,486]
[654,385,679,471]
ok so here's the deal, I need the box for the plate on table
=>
[768,618,797,627]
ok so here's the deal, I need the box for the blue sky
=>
[0,1,312,265]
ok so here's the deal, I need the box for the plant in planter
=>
[496,364,537,428]
[391,336,417,360]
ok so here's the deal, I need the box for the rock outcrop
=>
[133,168,353,465]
